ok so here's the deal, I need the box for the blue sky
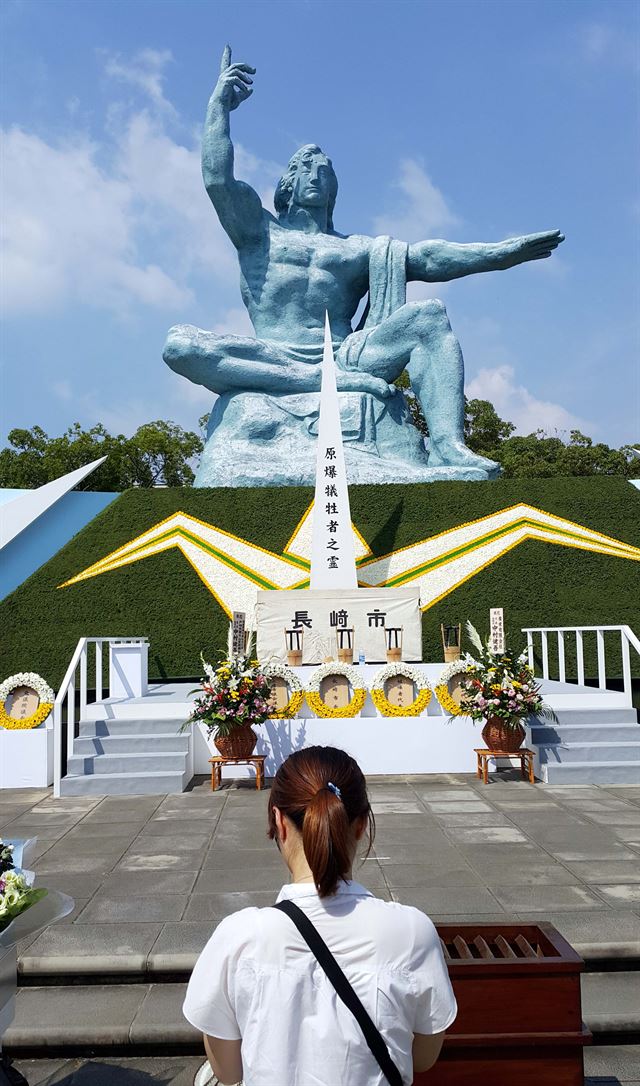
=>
[1,0,638,447]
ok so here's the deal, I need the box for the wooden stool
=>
[475,748,535,785]
[209,755,266,791]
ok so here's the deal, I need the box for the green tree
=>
[497,430,636,478]
[394,370,429,437]
[0,421,203,490]
[464,399,515,456]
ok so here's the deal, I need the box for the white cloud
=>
[1,125,191,315]
[1,56,282,319]
[213,307,254,336]
[466,364,589,436]
[103,48,177,116]
[579,21,639,69]
[374,158,460,241]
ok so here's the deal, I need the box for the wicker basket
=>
[214,725,257,758]
[481,717,525,752]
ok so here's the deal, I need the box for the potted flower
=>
[457,623,555,752]
[184,632,273,758]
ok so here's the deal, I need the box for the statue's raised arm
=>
[202,46,264,249]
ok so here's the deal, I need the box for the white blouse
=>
[183,879,457,1086]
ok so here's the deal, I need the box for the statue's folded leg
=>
[348,301,501,478]
[163,325,321,396]
[164,324,395,400]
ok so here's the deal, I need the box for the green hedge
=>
[1,477,638,687]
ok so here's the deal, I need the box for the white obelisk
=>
[309,314,358,589]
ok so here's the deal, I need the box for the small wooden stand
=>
[441,623,462,663]
[385,627,403,663]
[285,627,303,666]
[475,748,535,785]
[209,755,266,791]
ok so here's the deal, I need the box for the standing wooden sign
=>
[231,611,246,656]
[489,608,505,654]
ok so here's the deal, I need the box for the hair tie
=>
[326,781,342,800]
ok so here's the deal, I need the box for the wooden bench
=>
[209,754,266,791]
[475,747,535,785]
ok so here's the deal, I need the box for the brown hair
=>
[267,746,374,898]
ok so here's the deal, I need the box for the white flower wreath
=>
[434,658,473,716]
[0,672,54,705]
[371,662,432,717]
[0,672,55,731]
[306,662,368,718]
[262,662,304,718]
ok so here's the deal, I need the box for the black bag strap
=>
[273,899,403,1086]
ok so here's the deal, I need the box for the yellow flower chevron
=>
[61,502,640,615]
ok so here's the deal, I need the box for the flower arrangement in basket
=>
[457,622,555,751]
[0,841,47,934]
[183,630,273,758]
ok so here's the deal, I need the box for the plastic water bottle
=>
[358,651,366,666]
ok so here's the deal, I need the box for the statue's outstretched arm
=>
[407,230,564,282]
[202,46,264,249]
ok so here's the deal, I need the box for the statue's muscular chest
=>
[241,229,368,306]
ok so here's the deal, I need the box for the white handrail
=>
[522,624,640,706]
[53,636,148,798]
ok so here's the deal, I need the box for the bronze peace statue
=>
[163,46,564,487]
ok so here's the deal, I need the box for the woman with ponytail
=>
[184,746,456,1085]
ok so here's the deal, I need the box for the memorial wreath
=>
[371,663,432,717]
[434,659,470,716]
[263,662,305,718]
[305,662,367,718]
[0,672,54,731]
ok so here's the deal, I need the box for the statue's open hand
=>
[214,45,255,112]
[501,229,565,268]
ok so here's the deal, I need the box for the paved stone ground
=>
[3,773,640,973]
[8,1050,638,1086]
[2,774,640,1082]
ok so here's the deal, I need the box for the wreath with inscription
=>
[371,663,432,717]
[306,662,367,718]
[434,660,471,717]
[263,663,305,719]
[0,673,54,731]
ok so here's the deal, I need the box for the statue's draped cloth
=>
[195,236,434,487]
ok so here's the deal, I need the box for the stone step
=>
[59,769,189,796]
[5,971,638,1051]
[581,971,640,1034]
[531,708,639,726]
[542,760,640,785]
[72,733,190,755]
[66,751,189,776]
[531,722,640,744]
[78,718,185,738]
[538,741,640,764]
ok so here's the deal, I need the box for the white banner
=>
[256,588,422,664]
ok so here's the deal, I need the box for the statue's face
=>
[292,149,333,210]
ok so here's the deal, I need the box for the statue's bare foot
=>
[428,438,502,479]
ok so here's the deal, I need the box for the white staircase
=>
[529,708,640,784]
[59,716,191,796]
[523,625,640,784]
